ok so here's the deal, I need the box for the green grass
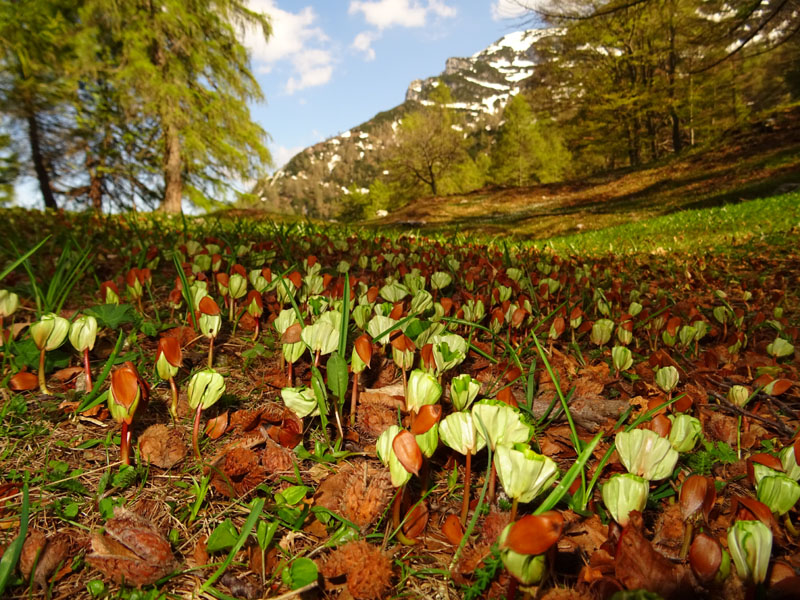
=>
[540,190,800,255]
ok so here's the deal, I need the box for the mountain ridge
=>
[253,27,562,218]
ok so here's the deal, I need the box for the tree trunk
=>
[26,113,57,209]
[85,142,104,213]
[161,121,182,213]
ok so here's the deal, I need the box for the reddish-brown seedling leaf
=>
[441,514,464,545]
[689,533,722,583]
[496,386,518,407]
[403,501,429,539]
[502,512,564,555]
[420,343,435,371]
[551,316,566,337]
[768,379,792,396]
[390,332,415,352]
[769,560,796,586]
[287,271,303,289]
[410,404,442,435]
[666,316,681,336]
[392,430,423,476]
[511,307,526,328]
[733,495,775,527]
[204,411,229,440]
[306,254,317,267]
[570,306,583,321]
[747,453,784,485]
[111,366,140,411]
[680,475,715,522]
[9,371,38,391]
[99,280,120,301]
[261,267,272,282]
[231,263,246,277]
[198,296,220,316]
[440,297,454,316]
[125,268,139,288]
[366,286,379,304]
[491,307,505,326]
[157,336,182,367]
[389,302,404,320]
[216,272,229,287]
[650,414,672,438]
[354,334,373,366]
[754,373,774,388]
[281,322,303,344]
[245,289,263,309]
[276,411,304,448]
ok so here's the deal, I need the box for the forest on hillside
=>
[258,0,800,220]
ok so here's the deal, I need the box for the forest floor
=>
[0,172,798,600]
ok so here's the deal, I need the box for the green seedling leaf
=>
[10,338,70,372]
[206,519,239,553]
[98,497,123,519]
[326,352,348,405]
[277,485,309,506]
[201,498,265,593]
[257,520,279,551]
[86,579,106,598]
[282,557,318,590]
[0,483,27,596]
[111,464,137,490]
[60,501,80,519]
[83,304,136,330]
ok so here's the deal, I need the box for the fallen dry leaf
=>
[51,366,85,382]
[20,530,74,588]
[87,507,176,587]
[138,424,187,469]
[614,512,692,598]
[8,371,38,391]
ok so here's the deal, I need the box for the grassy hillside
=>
[373,106,800,239]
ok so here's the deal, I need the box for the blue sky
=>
[243,0,542,170]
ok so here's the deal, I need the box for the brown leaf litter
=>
[314,460,393,529]
[319,540,393,600]
[86,507,177,587]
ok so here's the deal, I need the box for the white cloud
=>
[352,31,379,61]
[272,144,304,169]
[348,0,456,30]
[244,1,334,93]
[286,49,334,94]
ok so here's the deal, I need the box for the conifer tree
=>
[490,94,570,186]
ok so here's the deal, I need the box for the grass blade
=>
[200,497,265,594]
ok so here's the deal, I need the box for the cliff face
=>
[253,28,561,218]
